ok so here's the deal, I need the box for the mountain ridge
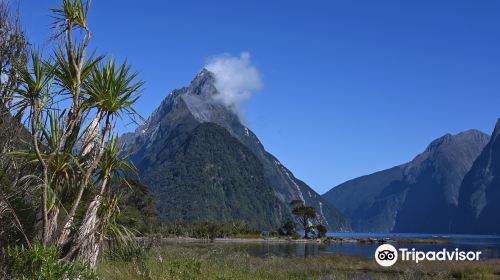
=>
[323,129,489,233]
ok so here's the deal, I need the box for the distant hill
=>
[323,130,489,233]
[121,70,349,230]
[453,120,500,234]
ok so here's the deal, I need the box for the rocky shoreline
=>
[137,236,449,245]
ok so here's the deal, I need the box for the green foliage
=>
[315,224,327,238]
[7,243,97,279]
[291,206,316,221]
[165,258,203,280]
[159,221,259,239]
[278,220,296,236]
[290,200,317,238]
[292,205,316,219]
[99,136,136,181]
[115,180,158,234]
[83,59,144,120]
[0,194,37,245]
[98,195,137,252]
[52,47,103,94]
[106,238,153,262]
[51,0,90,31]
[10,50,54,117]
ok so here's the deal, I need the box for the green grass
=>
[97,243,500,280]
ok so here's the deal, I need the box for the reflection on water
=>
[215,233,500,260]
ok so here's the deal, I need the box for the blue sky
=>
[18,0,500,194]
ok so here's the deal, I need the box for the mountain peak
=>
[196,68,212,78]
[404,130,490,179]
[457,129,489,139]
[426,133,452,151]
[424,130,489,154]
[188,68,217,96]
[493,118,500,138]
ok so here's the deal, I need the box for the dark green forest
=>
[144,122,288,229]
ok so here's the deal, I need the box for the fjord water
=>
[228,233,500,259]
[325,233,500,259]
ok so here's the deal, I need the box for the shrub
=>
[316,224,327,238]
[7,243,97,280]
[106,239,154,262]
[160,221,259,239]
[278,220,296,236]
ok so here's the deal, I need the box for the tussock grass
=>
[97,243,500,280]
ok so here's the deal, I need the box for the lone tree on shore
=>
[316,224,327,238]
[290,200,316,238]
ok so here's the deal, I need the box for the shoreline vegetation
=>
[138,236,451,245]
[97,243,500,280]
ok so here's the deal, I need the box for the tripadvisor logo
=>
[375,244,398,267]
[374,244,482,267]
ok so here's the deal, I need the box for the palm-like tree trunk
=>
[52,114,109,249]
[75,177,108,268]
[56,216,73,248]
[47,206,59,241]
[75,196,103,268]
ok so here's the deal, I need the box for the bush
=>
[159,221,259,239]
[316,224,327,238]
[106,239,154,262]
[7,243,97,280]
[166,257,202,279]
[278,220,296,236]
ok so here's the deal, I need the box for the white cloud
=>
[205,52,262,119]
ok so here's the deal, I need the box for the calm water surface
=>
[219,233,500,260]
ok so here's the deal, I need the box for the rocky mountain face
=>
[322,130,489,233]
[453,120,500,234]
[121,69,349,230]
